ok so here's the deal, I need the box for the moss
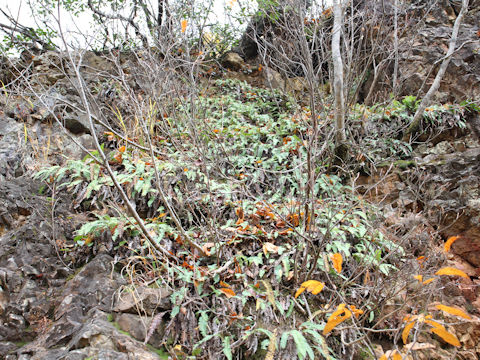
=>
[146,344,170,359]
[106,313,114,322]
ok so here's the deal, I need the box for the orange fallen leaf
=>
[331,253,343,273]
[430,326,460,347]
[294,280,325,298]
[435,267,469,278]
[220,288,236,298]
[444,235,460,252]
[435,304,471,320]
[323,304,351,335]
[181,19,188,33]
[402,320,416,344]
[278,228,293,236]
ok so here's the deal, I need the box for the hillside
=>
[0,1,480,359]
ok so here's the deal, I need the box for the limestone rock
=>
[221,51,246,71]
[113,285,171,316]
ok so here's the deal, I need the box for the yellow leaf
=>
[392,351,402,360]
[413,275,423,282]
[435,304,471,320]
[305,280,325,294]
[181,19,188,33]
[444,235,460,252]
[425,319,445,330]
[322,304,351,335]
[379,356,387,360]
[331,253,343,273]
[435,267,469,278]
[422,278,435,285]
[402,320,416,344]
[295,280,325,298]
[430,327,461,347]
[294,287,306,298]
[349,305,364,318]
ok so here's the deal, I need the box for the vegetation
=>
[1,0,478,359]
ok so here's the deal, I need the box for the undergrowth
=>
[34,79,473,359]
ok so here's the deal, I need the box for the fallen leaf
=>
[430,326,461,347]
[294,280,325,298]
[331,253,343,273]
[181,19,188,33]
[201,242,215,256]
[435,304,471,320]
[402,320,416,344]
[444,236,460,252]
[435,267,469,278]
[220,288,236,298]
[413,275,423,282]
[323,304,351,335]
[263,242,279,255]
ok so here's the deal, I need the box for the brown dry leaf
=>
[261,280,277,311]
[435,304,471,320]
[263,242,279,255]
[235,207,244,221]
[435,267,469,278]
[331,253,343,273]
[202,242,215,256]
[264,329,277,360]
[404,342,436,351]
[444,235,460,252]
[278,227,293,235]
[220,288,236,298]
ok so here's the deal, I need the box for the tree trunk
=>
[332,0,346,146]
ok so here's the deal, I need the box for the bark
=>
[332,0,346,146]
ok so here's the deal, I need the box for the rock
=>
[363,1,480,103]
[115,313,165,347]
[63,134,95,159]
[263,67,285,91]
[285,77,308,93]
[0,341,17,356]
[63,112,91,134]
[221,52,245,71]
[414,144,480,267]
[0,117,25,181]
[113,285,170,316]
